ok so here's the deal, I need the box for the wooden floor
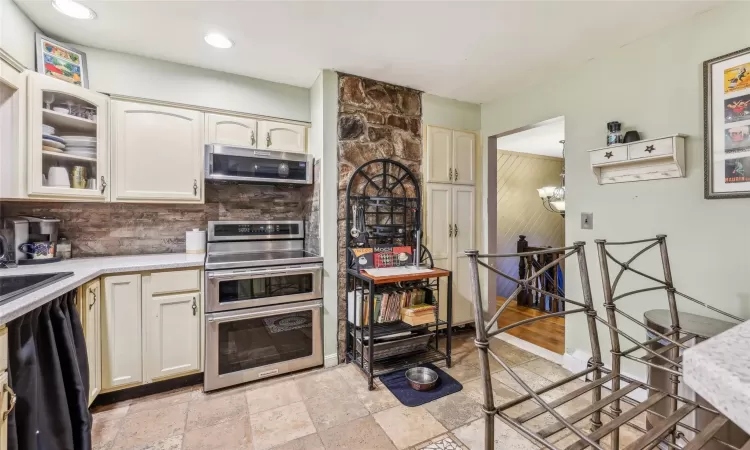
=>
[496,297,565,354]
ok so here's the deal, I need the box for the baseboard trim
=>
[324,353,339,368]
[491,332,564,365]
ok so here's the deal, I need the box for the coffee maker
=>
[0,216,60,265]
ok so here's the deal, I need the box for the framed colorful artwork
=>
[35,33,88,88]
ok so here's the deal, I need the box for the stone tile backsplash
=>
[0,182,319,257]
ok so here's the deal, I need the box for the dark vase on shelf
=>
[623,130,641,143]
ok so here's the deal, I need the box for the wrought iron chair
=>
[465,236,745,450]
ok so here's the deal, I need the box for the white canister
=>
[185,228,206,254]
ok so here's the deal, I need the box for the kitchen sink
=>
[0,272,74,305]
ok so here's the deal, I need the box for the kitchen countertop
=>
[0,253,205,325]
[683,318,750,434]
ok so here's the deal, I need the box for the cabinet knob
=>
[449,168,453,181]
[100,176,107,194]
[604,151,613,159]
[454,169,458,181]
[645,145,655,153]
[193,179,198,196]
[266,132,272,147]
[3,384,16,421]
[454,224,458,236]
[448,224,453,238]
[192,296,197,316]
[251,130,256,146]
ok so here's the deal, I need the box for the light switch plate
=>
[581,212,593,230]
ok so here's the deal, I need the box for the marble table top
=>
[0,253,205,325]
[683,319,750,434]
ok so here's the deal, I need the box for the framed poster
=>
[35,33,88,88]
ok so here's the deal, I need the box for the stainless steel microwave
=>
[205,145,313,185]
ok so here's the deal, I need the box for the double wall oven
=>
[204,220,323,391]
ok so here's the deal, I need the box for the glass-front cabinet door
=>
[27,72,109,200]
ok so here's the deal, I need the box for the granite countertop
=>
[683,319,750,434]
[0,253,206,325]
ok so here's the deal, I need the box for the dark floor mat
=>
[379,363,462,407]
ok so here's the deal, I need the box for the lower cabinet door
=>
[84,279,102,405]
[0,371,9,450]
[146,292,200,381]
[102,274,143,389]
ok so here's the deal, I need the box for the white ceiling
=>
[15,1,721,104]
[496,119,565,158]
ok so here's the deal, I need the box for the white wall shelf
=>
[588,134,686,185]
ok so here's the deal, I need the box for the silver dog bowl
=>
[405,366,439,391]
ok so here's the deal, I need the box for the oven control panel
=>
[208,221,303,241]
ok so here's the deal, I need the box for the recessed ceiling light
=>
[52,0,96,19]
[204,33,233,49]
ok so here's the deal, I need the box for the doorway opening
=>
[491,117,565,354]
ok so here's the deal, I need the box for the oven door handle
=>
[206,302,322,323]
[207,265,322,281]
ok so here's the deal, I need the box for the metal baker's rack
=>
[344,158,453,390]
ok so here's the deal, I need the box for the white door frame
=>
[484,115,565,334]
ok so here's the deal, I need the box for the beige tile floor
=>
[91,331,645,450]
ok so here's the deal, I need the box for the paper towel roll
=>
[186,228,206,254]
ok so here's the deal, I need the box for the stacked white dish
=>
[42,134,66,152]
[59,135,96,158]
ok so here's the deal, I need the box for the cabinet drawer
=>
[628,138,672,160]
[590,146,627,165]
[150,269,201,295]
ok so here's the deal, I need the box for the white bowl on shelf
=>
[52,107,69,114]
[42,124,56,135]
[47,166,70,187]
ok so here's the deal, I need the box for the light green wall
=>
[310,70,339,364]
[482,2,750,378]
[422,93,481,131]
[77,45,310,122]
[0,0,39,68]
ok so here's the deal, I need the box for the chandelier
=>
[537,140,565,217]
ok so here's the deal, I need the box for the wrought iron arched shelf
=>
[345,159,421,249]
[345,158,434,274]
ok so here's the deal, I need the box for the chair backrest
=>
[464,235,744,450]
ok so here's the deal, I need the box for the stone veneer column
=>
[336,73,422,362]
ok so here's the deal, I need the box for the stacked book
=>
[400,304,437,326]
[347,288,433,326]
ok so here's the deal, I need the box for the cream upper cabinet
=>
[257,120,306,153]
[27,72,109,200]
[426,126,452,183]
[425,125,476,185]
[83,278,102,405]
[111,100,204,203]
[425,184,476,326]
[206,113,257,148]
[0,64,27,200]
[102,274,142,390]
[452,131,476,185]
[145,290,201,381]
